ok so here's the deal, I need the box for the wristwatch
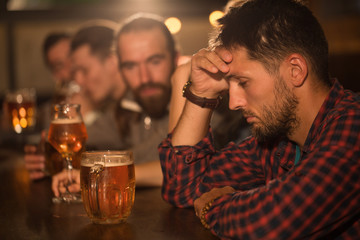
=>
[182,80,221,109]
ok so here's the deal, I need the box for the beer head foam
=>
[82,161,133,167]
[51,118,82,124]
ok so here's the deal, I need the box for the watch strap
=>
[182,80,220,109]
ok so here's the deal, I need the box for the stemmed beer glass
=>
[48,103,88,202]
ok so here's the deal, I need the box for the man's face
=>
[226,46,299,142]
[71,45,115,104]
[117,28,175,118]
[47,38,72,84]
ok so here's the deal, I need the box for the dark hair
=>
[115,13,177,61]
[43,32,71,67]
[213,0,330,86]
[71,20,118,61]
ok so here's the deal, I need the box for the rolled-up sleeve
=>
[159,131,216,207]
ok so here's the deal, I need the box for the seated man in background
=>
[159,0,360,239]
[24,21,127,180]
[41,32,73,104]
[69,20,127,150]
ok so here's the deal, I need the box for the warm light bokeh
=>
[165,17,182,34]
[209,10,224,27]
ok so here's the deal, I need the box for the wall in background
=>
[1,0,359,101]
[0,23,8,92]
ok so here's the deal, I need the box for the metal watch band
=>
[182,80,220,109]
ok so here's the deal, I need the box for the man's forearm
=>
[172,100,213,146]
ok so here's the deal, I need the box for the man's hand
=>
[24,145,46,180]
[52,169,81,197]
[194,186,235,218]
[190,47,232,98]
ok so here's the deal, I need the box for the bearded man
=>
[159,0,360,239]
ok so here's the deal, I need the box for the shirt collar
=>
[302,78,344,152]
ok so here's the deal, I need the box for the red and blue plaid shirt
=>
[159,79,360,239]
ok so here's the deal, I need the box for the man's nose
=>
[73,71,85,86]
[139,64,151,84]
[228,87,247,110]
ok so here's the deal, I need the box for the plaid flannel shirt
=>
[159,79,360,239]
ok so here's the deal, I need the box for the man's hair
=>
[71,20,119,61]
[115,13,177,61]
[43,32,71,67]
[212,0,330,86]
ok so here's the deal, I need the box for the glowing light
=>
[27,117,33,126]
[14,124,22,134]
[20,118,28,128]
[209,10,224,27]
[28,107,34,116]
[19,107,26,117]
[12,109,18,117]
[12,117,19,127]
[165,17,182,34]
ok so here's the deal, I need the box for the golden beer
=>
[48,119,88,159]
[44,141,84,175]
[81,151,135,224]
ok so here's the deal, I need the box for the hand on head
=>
[190,46,232,98]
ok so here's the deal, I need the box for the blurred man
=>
[69,20,128,150]
[25,22,126,180]
[42,32,73,96]
[24,32,74,180]
[70,20,127,109]
[114,13,178,186]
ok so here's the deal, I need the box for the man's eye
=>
[150,58,161,65]
[238,81,248,87]
[121,63,135,70]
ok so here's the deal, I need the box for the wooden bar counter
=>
[0,147,218,240]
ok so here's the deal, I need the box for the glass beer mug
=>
[81,151,136,224]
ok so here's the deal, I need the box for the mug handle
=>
[88,163,104,218]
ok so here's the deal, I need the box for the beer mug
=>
[4,88,37,134]
[81,151,135,224]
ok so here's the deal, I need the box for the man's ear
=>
[287,53,308,87]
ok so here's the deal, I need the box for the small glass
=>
[80,150,136,224]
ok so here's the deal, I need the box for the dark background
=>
[0,0,359,100]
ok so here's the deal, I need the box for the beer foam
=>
[81,161,133,167]
[51,118,82,124]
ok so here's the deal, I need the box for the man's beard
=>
[133,82,171,118]
[246,77,299,143]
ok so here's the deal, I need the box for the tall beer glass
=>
[81,151,135,224]
[48,103,88,202]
